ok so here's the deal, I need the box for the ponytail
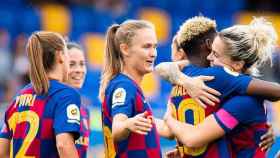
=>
[27,34,49,94]
[99,20,154,100]
[99,24,123,100]
[219,17,277,75]
[248,17,277,67]
[26,31,65,94]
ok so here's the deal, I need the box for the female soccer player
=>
[0,31,81,158]
[66,42,90,158]
[166,33,275,158]
[100,20,166,158]
[161,17,279,158]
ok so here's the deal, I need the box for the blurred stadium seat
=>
[141,72,159,97]
[82,33,105,69]
[0,7,16,37]
[40,4,71,35]
[19,7,41,35]
[138,8,170,43]
[69,6,95,40]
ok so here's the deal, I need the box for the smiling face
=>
[207,36,245,72]
[207,36,233,67]
[67,47,86,89]
[125,28,158,75]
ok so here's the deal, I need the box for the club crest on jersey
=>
[112,88,126,108]
[223,67,239,77]
[67,104,80,124]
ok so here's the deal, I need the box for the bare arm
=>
[112,112,152,142]
[155,60,190,86]
[247,78,280,101]
[155,61,221,107]
[156,62,280,102]
[0,138,9,158]
[154,118,174,139]
[56,133,79,158]
[164,114,225,148]
[112,114,130,141]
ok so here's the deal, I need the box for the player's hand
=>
[259,124,275,151]
[182,75,221,108]
[126,112,153,135]
[165,148,181,158]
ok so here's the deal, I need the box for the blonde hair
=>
[177,16,217,44]
[26,31,65,94]
[99,20,154,100]
[219,17,277,75]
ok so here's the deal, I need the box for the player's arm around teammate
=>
[164,17,277,148]
[156,48,280,103]
[155,60,221,108]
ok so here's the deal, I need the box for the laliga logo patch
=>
[67,104,80,124]
[112,88,126,108]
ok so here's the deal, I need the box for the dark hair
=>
[67,42,82,50]
[180,28,216,56]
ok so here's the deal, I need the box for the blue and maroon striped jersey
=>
[0,80,81,158]
[75,105,90,158]
[102,73,162,158]
[169,65,252,157]
[214,96,268,158]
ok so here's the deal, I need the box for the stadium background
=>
[0,0,279,157]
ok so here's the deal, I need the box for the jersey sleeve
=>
[0,117,11,139]
[203,67,252,98]
[53,88,81,139]
[213,96,257,133]
[111,82,137,118]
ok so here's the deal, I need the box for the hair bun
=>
[249,17,278,66]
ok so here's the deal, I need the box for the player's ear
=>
[120,43,130,57]
[56,50,65,64]
[205,38,212,51]
[178,48,188,60]
[179,49,188,60]
[232,60,245,72]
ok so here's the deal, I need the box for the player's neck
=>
[188,56,208,67]
[122,67,143,85]
[47,68,63,82]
